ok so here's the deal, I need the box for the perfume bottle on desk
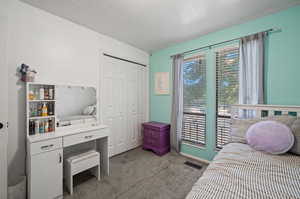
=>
[42,103,48,116]
[29,90,34,100]
[29,120,35,135]
[39,87,44,100]
[39,120,44,134]
[48,102,54,116]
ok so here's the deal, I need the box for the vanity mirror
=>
[56,85,98,128]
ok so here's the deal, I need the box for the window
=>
[182,55,206,146]
[216,47,239,149]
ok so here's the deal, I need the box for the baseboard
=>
[110,144,142,158]
[180,152,211,164]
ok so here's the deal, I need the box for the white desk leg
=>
[91,165,101,181]
[97,137,109,176]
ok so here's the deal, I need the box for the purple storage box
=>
[142,121,170,156]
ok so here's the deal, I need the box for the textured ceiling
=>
[22,0,300,52]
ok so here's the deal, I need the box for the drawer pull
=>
[84,135,93,139]
[41,144,54,150]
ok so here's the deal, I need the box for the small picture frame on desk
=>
[154,72,169,95]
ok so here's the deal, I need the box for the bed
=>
[186,105,300,199]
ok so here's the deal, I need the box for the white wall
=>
[5,0,149,185]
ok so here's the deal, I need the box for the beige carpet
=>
[64,147,208,199]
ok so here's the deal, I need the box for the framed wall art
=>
[154,72,169,95]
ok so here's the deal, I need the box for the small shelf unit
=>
[26,83,57,137]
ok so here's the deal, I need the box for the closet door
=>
[138,66,148,144]
[125,62,139,150]
[101,57,123,156]
[101,55,147,157]
[111,59,127,155]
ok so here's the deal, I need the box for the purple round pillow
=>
[246,121,294,154]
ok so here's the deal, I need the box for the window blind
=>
[216,47,239,149]
[182,55,206,146]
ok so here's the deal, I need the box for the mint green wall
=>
[149,5,300,161]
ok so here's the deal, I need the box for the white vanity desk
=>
[26,83,108,199]
[27,124,109,199]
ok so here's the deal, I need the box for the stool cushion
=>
[66,150,99,164]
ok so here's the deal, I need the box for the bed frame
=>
[231,104,300,119]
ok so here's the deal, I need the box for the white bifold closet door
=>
[101,55,148,157]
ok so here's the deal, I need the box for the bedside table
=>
[142,122,170,156]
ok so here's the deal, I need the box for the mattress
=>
[185,143,300,199]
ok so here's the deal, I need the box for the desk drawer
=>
[30,138,63,156]
[63,129,107,147]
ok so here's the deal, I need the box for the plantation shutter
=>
[216,47,239,149]
[182,55,206,146]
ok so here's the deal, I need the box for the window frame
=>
[215,45,240,149]
[182,53,207,147]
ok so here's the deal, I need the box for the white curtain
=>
[170,54,184,152]
[239,32,265,117]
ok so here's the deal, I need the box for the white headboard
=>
[231,104,300,119]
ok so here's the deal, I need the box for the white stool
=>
[64,150,100,195]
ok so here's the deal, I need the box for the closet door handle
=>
[41,144,54,150]
[0,122,3,130]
